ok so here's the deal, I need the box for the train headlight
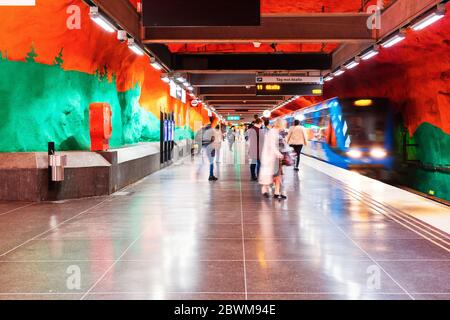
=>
[370,148,387,159]
[347,149,363,159]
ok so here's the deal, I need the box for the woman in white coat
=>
[259,119,287,200]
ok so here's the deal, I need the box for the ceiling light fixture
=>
[161,74,170,83]
[334,69,345,77]
[360,46,380,60]
[127,39,145,56]
[176,75,186,83]
[381,31,406,48]
[411,7,446,31]
[345,58,361,70]
[150,57,163,71]
[89,7,116,33]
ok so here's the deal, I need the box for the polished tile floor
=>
[0,142,449,300]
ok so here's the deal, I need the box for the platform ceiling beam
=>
[332,0,443,69]
[210,102,278,107]
[379,0,443,38]
[203,96,284,101]
[197,87,257,96]
[144,14,374,43]
[91,0,140,39]
[90,0,175,70]
[190,74,256,87]
[173,53,331,71]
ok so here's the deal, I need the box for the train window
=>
[303,115,330,143]
[346,114,385,147]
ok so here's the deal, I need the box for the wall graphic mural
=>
[0,0,210,152]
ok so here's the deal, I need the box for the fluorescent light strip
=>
[334,69,345,76]
[150,58,163,71]
[411,12,445,31]
[90,15,116,33]
[128,39,145,56]
[345,60,359,69]
[129,45,145,56]
[151,62,162,70]
[324,76,333,82]
[381,34,406,48]
[361,50,379,60]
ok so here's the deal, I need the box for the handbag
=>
[281,152,294,166]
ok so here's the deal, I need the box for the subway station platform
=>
[0,142,448,300]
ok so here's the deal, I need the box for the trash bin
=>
[49,154,67,182]
[89,103,112,151]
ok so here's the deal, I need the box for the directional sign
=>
[256,76,323,84]
[256,83,323,96]
[227,116,241,121]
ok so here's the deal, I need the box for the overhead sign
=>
[256,83,324,96]
[256,76,323,84]
[227,116,241,121]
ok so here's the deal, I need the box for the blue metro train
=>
[282,98,395,173]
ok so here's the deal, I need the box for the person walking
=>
[227,127,236,151]
[199,123,218,181]
[214,124,223,163]
[247,118,265,181]
[259,119,288,200]
[263,119,271,131]
[286,119,308,171]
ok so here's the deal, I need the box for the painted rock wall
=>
[324,4,450,201]
[0,0,209,152]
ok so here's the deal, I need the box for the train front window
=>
[346,114,385,147]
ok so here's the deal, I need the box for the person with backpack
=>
[286,119,308,171]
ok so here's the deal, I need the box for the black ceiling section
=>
[172,54,332,71]
[204,96,284,101]
[145,44,173,70]
[143,0,260,27]
[190,74,256,87]
[198,87,258,96]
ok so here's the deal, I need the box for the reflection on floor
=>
[0,141,448,300]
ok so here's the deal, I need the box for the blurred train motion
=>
[281,98,394,178]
